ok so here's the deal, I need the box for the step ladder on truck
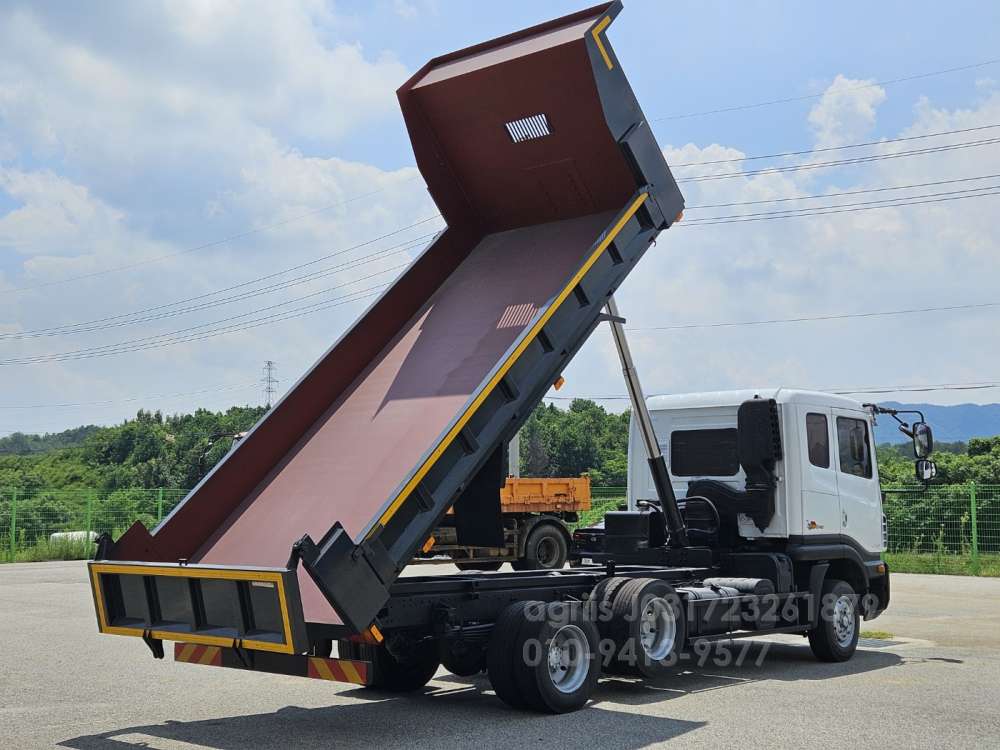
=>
[87,2,932,713]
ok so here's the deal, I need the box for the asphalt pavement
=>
[2,561,999,749]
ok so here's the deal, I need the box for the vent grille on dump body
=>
[505,113,551,143]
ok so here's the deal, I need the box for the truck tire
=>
[512,601,601,713]
[455,561,503,571]
[341,639,441,692]
[808,579,860,663]
[440,640,486,677]
[609,578,685,679]
[513,523,568,570]
[589,576,632,673]
[487,600,541,709]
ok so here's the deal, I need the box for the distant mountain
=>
[873,402,1000,444]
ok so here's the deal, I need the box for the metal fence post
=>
[9,489,17,562]
[157,488,164,523]
[86,493,94,541]
[969,481,980,573]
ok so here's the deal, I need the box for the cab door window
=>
[805,413,830,468]
[836,417,872,479]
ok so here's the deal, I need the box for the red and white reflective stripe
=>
[174,643,223,666]
[307,657,368,684]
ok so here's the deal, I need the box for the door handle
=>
[842,511,848,527]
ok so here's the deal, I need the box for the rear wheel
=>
[609,578,685,678]
[510,601,600,713]
[486,600,539,709]
[512,523,568,570]
[340,639,441,692]
[808,579,859,662]
[455,560,503,571]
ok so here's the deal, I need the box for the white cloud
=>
[0,2,438,432]
[392,0,419,19]
[0,4,997,437]
[558,85,1000,409]
[808,75,886,148]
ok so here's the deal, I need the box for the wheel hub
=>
[833,594,856,648]
[638,597,677,661]
[547,624,589,694]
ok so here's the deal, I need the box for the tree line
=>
[1,399,997,493]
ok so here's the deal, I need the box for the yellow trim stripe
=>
[89,562,297,655]
[592,16,613,70]
[372,193,649,532]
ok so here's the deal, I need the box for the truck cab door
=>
[799,406,839,538]
[832,409,882,552]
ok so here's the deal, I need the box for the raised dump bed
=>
[90,1,683,645]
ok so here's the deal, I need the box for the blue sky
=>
[1,0,998,434]
[333,1,1000,170]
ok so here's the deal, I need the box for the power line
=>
[677,187,1000,227]
[629,301,1000,333]
[0,283,390,365]
[0,228,439,341]
[682,182,1000,224]
[684,173,1000,209]
[543,381,1000,401]
[652,58,1000,121]
[0,261,409,362]
[0,177,422,296]
[5,186,996,362]
[675,136,1000,183]
[0,382,260,410]
[670,123,1000,168]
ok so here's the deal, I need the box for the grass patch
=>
[885,551,1000,577]
[860,630,893,640]
[574,496,624,530]
[11,536,94,563]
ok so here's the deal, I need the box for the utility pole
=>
[261,360,279,408]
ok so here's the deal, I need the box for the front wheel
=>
[808,579,860,662]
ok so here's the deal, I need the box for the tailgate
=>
[88,561,308,654]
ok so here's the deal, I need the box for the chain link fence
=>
[883,483,1000,576]
[0,488,186,562]
[2,484,998,574]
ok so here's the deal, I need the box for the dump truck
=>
[415,473,591,571]
[87,2,930,714]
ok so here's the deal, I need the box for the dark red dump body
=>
[108,2,684,629]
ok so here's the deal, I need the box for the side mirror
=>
[912,422,933,458]
[915,458,937,482]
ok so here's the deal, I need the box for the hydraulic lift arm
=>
[605,296,689,547]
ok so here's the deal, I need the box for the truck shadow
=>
[436,639,905,707]
[59,642,902,750]
[59,704,703,750]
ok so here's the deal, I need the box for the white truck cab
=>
[627,389,885,554]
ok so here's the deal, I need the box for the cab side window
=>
[805,413,829,468]
[836,417,872,479]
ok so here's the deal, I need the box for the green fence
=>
[2,484,998,574]
[883,483,1000,576]
[0,488,187,562]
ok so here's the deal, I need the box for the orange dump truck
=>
[414,475,591,570]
